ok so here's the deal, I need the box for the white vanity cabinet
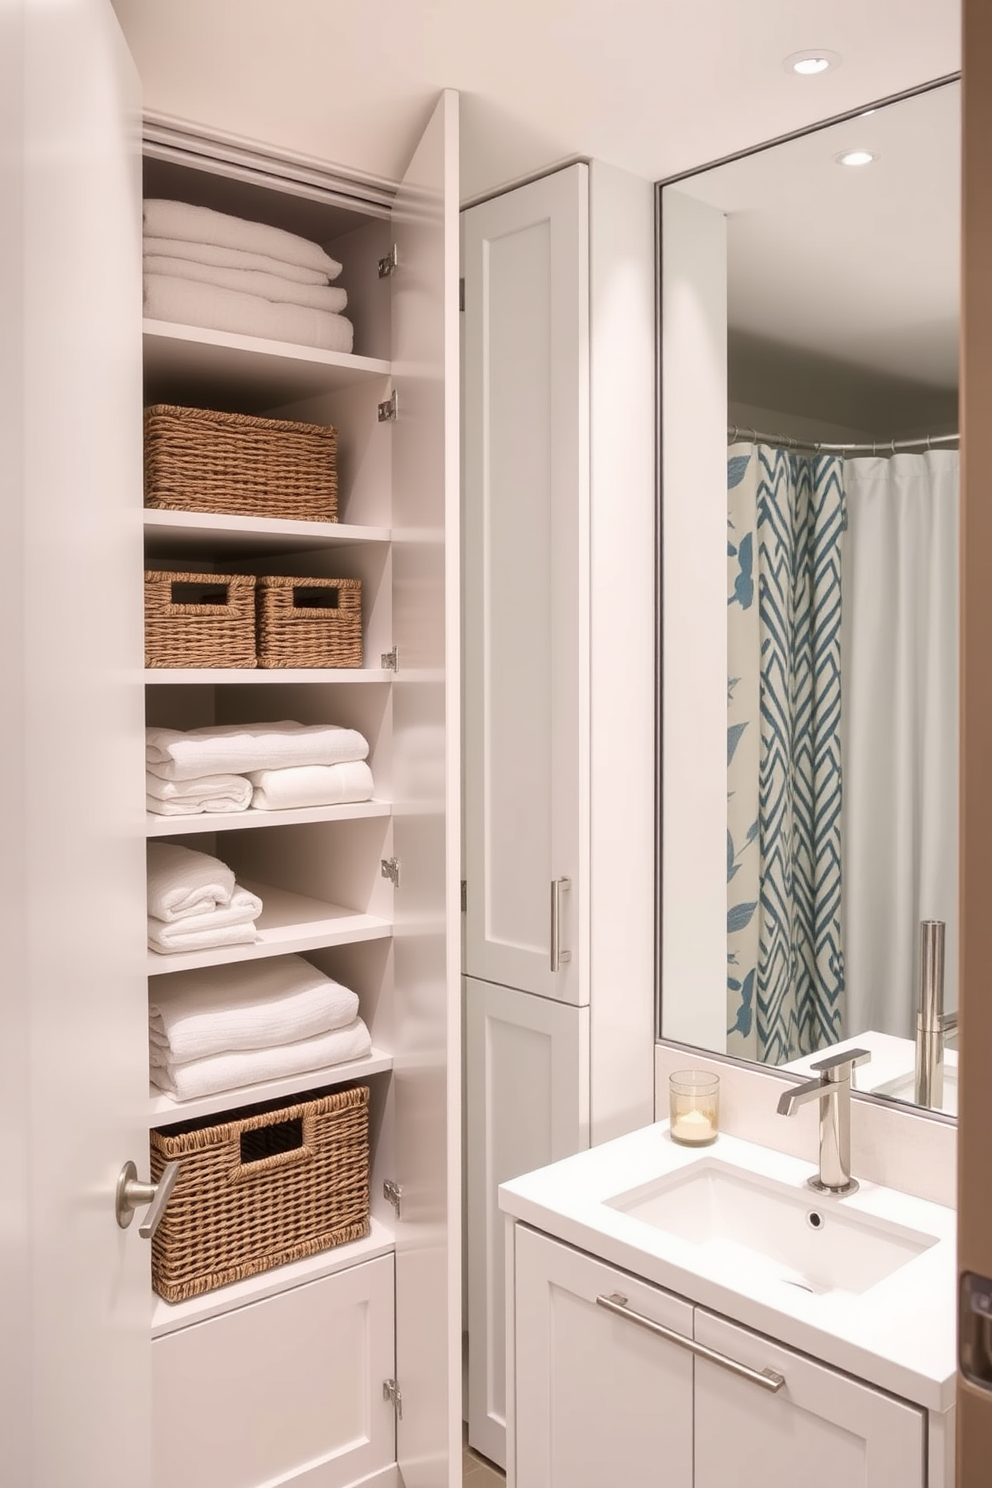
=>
[511,1226,926,1488]
[461,154,658,1467]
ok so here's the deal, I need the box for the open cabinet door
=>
[959,1,992,1480]
[2,2,151,1484]
[389,89,462,1488]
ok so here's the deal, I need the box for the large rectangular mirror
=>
[659,77,960,1116]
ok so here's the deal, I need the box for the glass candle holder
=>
[669,1070,720,1146]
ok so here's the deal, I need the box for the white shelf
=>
[145,667,393,684]
[144,508,390,559]
[143,319,391,409]
[150,1216,396,1338]
[147,882,391,974]
[146,798,391,837]
[148,1047,394,1128]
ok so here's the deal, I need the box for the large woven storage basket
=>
[150,1085,371,1303]
[144,569,257,669]
[256,574,363,668]
[144,404,339,523]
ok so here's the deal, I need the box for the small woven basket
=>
[144,569,257,669]
[150,1085,371,1303]
[256,575,363,669]
[144,404,339,523]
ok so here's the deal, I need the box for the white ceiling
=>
[673,80,960,407]
[110,0,960,202]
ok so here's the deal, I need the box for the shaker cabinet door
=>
[693,1310,925,1488]
[462,164,588,1006]
[466,980,589,1467]
[513,1226,693,1488]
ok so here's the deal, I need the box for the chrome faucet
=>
[776,1048,872,1196]
[915,920,957,1110]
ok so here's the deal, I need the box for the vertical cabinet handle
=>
[550,877,572,971]
[596,1293,786,1393]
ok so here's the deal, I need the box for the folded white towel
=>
[144,274,355,354]
[148,955,360,1064]
[148,886,263,955]
[150,1018,373,1102]
[146,721,369,782]
[146,842,236,922]
[143,200,343,278]
[247,760,374,811]
[146,771,253,816]
[143,235,332,286]
[143,254,349,313]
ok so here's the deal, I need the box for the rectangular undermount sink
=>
[605,1160,939,1297]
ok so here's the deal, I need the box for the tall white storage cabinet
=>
[7,4,462,1485]
[462,160,658,1467]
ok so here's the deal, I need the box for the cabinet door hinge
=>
[461,879,467,913]
[459,276,465,311]
[383,1178,403,1217]
[377,390,398,423]
[381,858,401,888]
[378,243,398,278]
[382,1378,403,1418]
[380,645,398,671]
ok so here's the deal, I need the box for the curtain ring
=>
[872,441,878,456]
[748,427,758,444]
[730,424,739,442]
[926,433,932,452]
[890,438,896,456]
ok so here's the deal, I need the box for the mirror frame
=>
[653,70,961,1124]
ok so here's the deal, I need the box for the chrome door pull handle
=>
[550,876,572,971]
[115,1159,179,1239]
[596,1292,785,1394]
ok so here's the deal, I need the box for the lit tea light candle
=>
[670,1107,716,1144]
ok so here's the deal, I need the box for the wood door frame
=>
[958,1,992,1479]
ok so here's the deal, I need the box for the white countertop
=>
[499,1121,956,1413]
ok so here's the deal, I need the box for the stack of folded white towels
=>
[146,719,374,817]
[149,954,372,1102]
[147,842,263,955]
[143,199,355,354]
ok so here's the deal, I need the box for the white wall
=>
[660,188,728,1052]
[0,4,30,1485]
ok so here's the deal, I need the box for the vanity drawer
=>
[694,1309,925,1488]
[152,1254,396,1488]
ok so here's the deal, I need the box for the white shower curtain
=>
[841,451,959,1040]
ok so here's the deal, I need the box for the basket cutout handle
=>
[292,585,339,610]
[169,579,231,608]
[231,1110,317,1183]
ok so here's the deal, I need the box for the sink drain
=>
[806,1210,825,1231]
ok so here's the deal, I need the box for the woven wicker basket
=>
[144,569,257,669]
[256,574,363,668]
[144,404,339,523]
[150,1085,371,1303]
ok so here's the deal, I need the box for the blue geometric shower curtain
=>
[727,443,846,1064]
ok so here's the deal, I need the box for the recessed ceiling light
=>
[784,49,842,75]
[835,149,878,167]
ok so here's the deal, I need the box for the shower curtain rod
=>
[727,424,960,455]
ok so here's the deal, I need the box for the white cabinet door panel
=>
[389,85,461,1488]
[694,1310,925,1488]
[466,980,588,1468]
[462,164,588,1005]
[513,1226,693,1488]
[153,1257,396,1488]
[13,3,150,1484]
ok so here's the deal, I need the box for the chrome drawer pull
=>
[550,877,572,971]
[596,1292,786,1394]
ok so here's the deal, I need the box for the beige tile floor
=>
[462,1425,506,1485]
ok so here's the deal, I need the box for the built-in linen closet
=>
[139,111,462,1488]
[8,3,460,1482]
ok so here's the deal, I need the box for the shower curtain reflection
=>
[842,451,959,1041]
[727,442,846,1064]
